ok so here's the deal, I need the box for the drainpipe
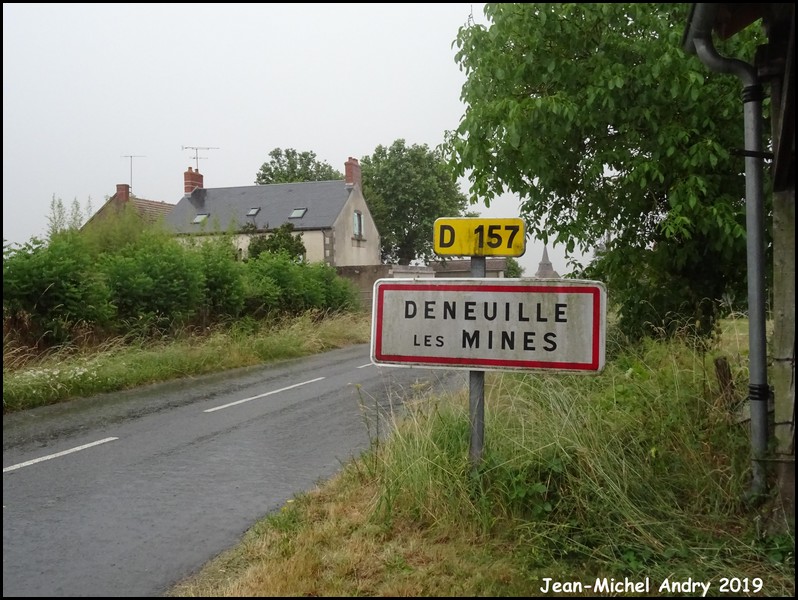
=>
[683,4,769,500]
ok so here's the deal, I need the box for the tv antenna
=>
[121,154,146,193]
[182,145,219,171]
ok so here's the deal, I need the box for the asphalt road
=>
[2,344,467,597]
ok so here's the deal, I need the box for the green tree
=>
[361,139,472,265]
[46,195,67,238]
[248,222,306,262]
[445,3,765,340]
[47,196,93,239]
[255,148,342,184]
[505,256,524,278]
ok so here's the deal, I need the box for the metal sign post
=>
[433,218,525,469]
[371,216,607,472]
[469,255,486,467]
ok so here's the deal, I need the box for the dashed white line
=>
[357,363,374,369]
[3,437,119,473]
[204,377,326,413]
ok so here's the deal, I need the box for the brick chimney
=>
[184,167,204,194]
[344,157,361,189]
[115,184,130,202]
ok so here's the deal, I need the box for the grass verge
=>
[166,318,794,596]
[3,310,371,413]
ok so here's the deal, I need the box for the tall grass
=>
[168,316,794,596]
[370,324,785,582]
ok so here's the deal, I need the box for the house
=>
[165,157,382,266]
[81,184,174,231]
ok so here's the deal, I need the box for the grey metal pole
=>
[469,256,486,468]
[742,85,770,497]
[691,25,770,498]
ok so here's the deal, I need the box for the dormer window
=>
[192,213,209,224]
[247,207,260,217]
[290,207,307,219]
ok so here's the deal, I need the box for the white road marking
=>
[3,437,119,473]
[204,377,326,413]
[357,363,374,369]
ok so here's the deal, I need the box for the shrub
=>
[305,262,360,311]
[242,256,282,318]
[245,252,310,312]
[100,231,204,333]
[197,236,245,323]
[3,233,114,344]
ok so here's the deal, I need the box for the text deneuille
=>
[404,300,567,323]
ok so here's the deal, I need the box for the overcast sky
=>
[3,2,589,275]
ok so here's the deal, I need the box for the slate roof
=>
[166,180,351,234]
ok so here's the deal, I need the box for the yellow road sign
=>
[433,217,526,257]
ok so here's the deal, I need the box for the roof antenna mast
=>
[121,154,146,193]
[182,145,219,171]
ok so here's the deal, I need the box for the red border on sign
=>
[374,282,602,371]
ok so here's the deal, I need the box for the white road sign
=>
[371,278,606,372]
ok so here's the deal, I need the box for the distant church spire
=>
[535,245,560,278]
